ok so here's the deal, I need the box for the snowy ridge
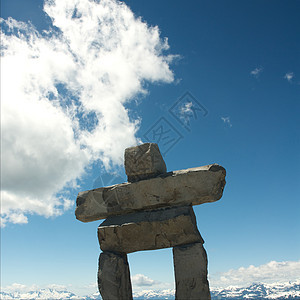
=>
[0,281,299,299]
[133,289,174,299]
[211,281,300,299]
[0,288,79,299]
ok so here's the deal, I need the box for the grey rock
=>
[98,251,132,300]
[124,143,167,182]
[98,206,203,253]
[173,242,211,300]
[76,164,226,222]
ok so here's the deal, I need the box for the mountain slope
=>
[211,281,300,300]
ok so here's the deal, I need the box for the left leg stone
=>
[98,251,133,300]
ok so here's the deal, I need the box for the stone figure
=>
[76,143,226,300]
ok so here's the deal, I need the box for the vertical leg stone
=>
[98,251,133,300]
[173,242,211,300]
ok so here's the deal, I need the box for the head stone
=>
[124,143,167,182]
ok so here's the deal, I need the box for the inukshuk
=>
[75,143,226,300]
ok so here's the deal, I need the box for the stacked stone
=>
[75,143,226,300]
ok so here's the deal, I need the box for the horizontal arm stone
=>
[75,164,226,222]
[98,206,203,253]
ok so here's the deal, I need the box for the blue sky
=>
[1,0,300,296]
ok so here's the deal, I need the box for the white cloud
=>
[85,282,98,289]
[0,0,175,226]
[46,284,68,291]
[181,102,193,114]
[210,260,300,288]
[5,212,28,225]
[176,99,206,126]
[2,283,39,293]
[250,67,263,77]
[284,72,294,82]
[131,274,174,293]
[131,274,156,286]
[221,116,232,127]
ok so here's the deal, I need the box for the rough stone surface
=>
[98,251,132,300]
[76,164,226,222]
[173,242,211,300]
[98,206,203,253]
[124,143,167,182]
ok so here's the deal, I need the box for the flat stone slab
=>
[76,164,226,222]
[125,143,167,182]
[98,251,132,300]
[98,206,203,253]
[173,242,211,300]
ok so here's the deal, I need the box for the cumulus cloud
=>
[131,274,156,286]
[250,67,263,77]
[210,260,300,288]
[131,274,174,293]
[0,0,175,226]
[284,72,294,82]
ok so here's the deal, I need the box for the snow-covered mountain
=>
[133,289,174,299]
[0,288,79,299]
[210,281,300,300]
[1,281,299,299]
[133,282,300,299]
